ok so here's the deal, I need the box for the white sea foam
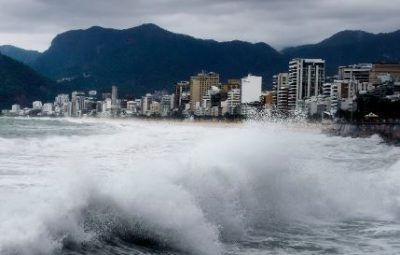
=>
[0,118,399,254]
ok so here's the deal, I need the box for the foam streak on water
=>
[0,117,400,255]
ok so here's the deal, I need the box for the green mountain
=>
[33,24,286,96]
[0,53,55,109]
[282,30,400,74]
[0,45,41,65]
[3,25,400,101]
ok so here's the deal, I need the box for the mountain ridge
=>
[0,52,56,109]
[282,29,400,73]
[1,24,399,104]
[32,23,285,97]
[0,45,41,65]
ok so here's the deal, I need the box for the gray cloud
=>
[0,0,399,51]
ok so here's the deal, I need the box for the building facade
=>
[288,58,325,111]
[241,74,262,104]
[190,71,219,111]
[174,81,190,110]
[273,73,289,112]
[369,63,400,84]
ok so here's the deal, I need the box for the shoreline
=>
[323,122,400,145]
[2,115,400,145]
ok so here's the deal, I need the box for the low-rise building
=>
[11,104,21,113]
[42,103,54,115]
[32,101,42,110]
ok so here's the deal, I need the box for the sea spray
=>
[0,118,400,254]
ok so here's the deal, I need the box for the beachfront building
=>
[226,89,241,115]
[288,58,325,111]
[175,81,190,110]
[369,63,400,84]
[11,104,20,113]
[222,79,241,92]
[32,101,43,110]
[241,74,262,104]
[42,103,54,115]
[338,63,372,83]
[273,73,289,113]
[141,93,153,115]
[160,94,174,117]
[190,71,219,112]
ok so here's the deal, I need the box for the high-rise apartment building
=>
[288,58,325,111]
[241,74,262,104]
[174,81,190,109]
[222,79,241,92]
[272,73,289,112]
[160,94,174,117]
[338,63,372,83]
[71,91,85,116]
[111,85,119,113]
[227,89,241,115]
[190,71,219,111]
[112,86,118,104]
[141,93,153,115]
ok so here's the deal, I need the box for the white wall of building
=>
[11,104,21,113]
[32,101,42,110]
[42,103,54,114]
[241,74,262,104]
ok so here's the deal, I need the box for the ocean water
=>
[0,117,400,255]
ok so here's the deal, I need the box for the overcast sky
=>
[0,0,399,52]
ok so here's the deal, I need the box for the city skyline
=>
[0,0,399,51]
[3,59,400,121]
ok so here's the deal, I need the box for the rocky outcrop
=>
[324,122,400,145]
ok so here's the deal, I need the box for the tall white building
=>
[71,91,85,116]
[227,89,241,115]
[241,74,262,104]
[160,94,174,117]
[273,73,289,112]
[141,94,153,115]
[54,94,70,115]
[104,98,112,112]
[288,58,325,111]
[111,86,118,105]
[330,82,339,115]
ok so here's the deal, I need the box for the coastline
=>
[2,115,400,145]
[323,122,400,145]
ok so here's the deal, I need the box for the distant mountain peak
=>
[319,30,374,46]
[136,23,163,30]
[82,23,165,33]
[32,23,284,96]
[86,25,107,31]
[0,52,55,108]
[0,45,41,64]
[126,23,171,35]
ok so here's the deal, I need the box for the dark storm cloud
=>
[0,0,399,51]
